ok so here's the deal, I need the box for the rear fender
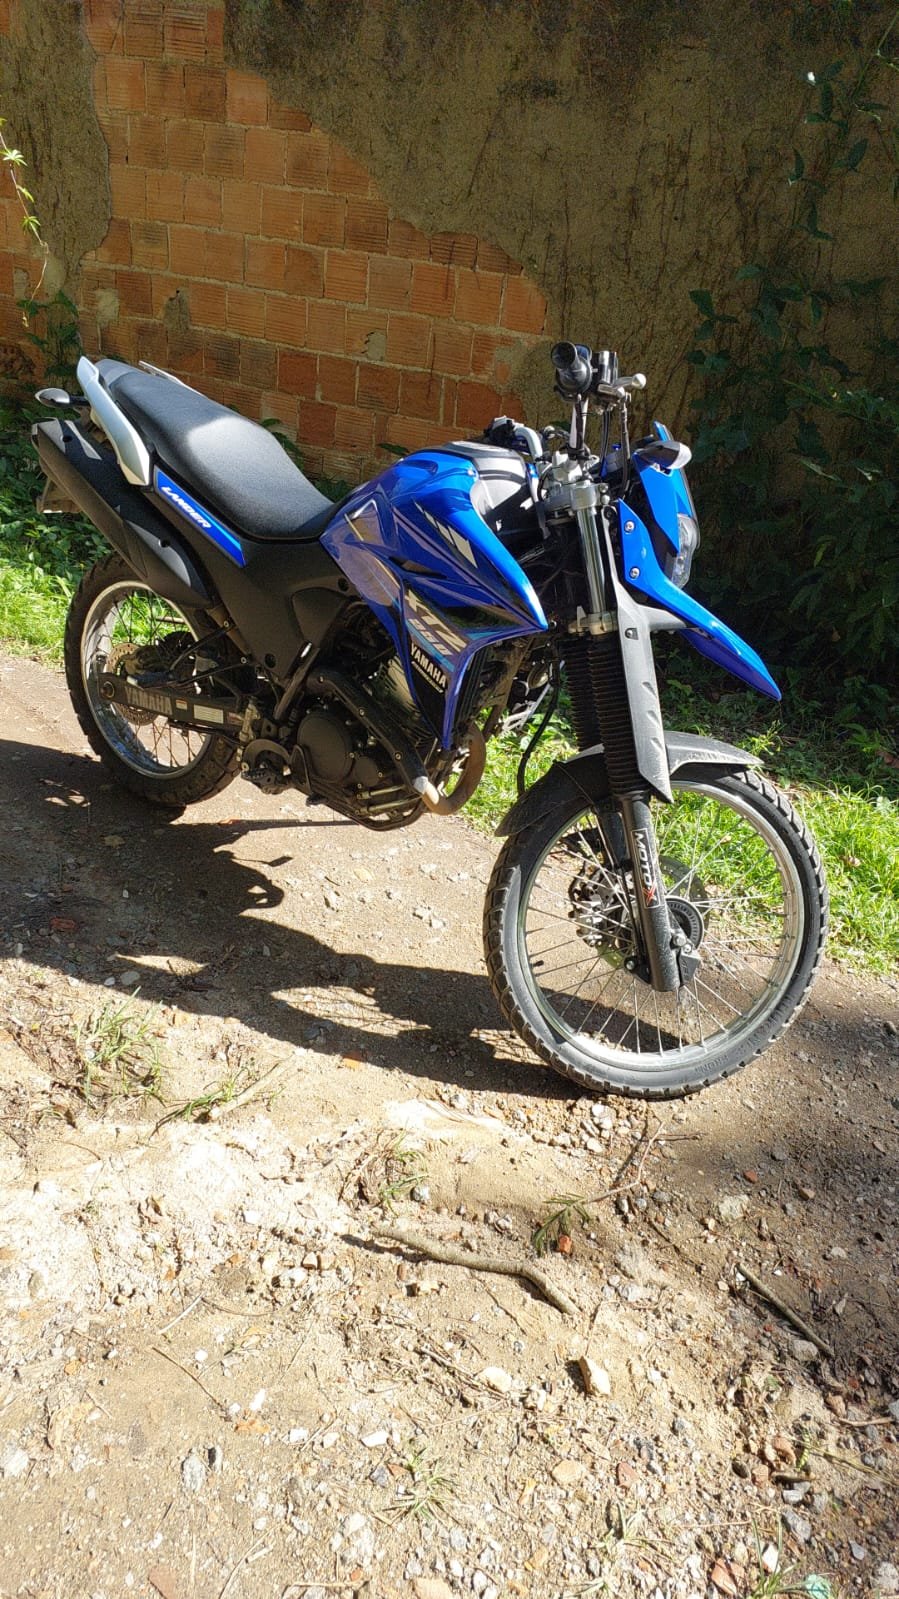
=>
[495,731,760,836]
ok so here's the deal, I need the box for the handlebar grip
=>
[551,341,592,398]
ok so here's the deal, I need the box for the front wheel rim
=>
[80,581,213,777]
[518,781,804,1077]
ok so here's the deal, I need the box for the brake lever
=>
[594,373,646,399]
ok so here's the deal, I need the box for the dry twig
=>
[735,1262,834,1358]
[370,1225,578,1315]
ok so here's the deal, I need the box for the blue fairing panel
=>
[321,449,547,748]
[618,501,781,700]
[155,467,247,567]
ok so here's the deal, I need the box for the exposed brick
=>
[388,215,430,259]
[269,101,312,132]
[502,276,546,334]
[145,61,185,116]
[184,174,222,226]
[110,164,147,219]
[105,57,146,113]
[95,218,132,267]
[302,193,345,249]
[169,224,205,276]
[285,245,324,298]
[410,261,455,318]
[116,269,152,317]
[124,2,164,58]
[245,238,285,291]
[307,300,346,355]
[357,364,400,411]
[368,256,411,311]
[164,8,209,63]
[97,111,129,163]
[226,68,269,126]
[345,308,388,358]
[477,238,520,274]
[128,114,166,168]
[265,294,307,348]
[219,381,258,416]
[324,249,368,304]
[455,380,503,428]
[240,338,277,389]
[259,386,297,431]
[167,327,205,376]
[204,331,240,380]
[185,66,226,120]
[222,178,261,233]
[470,330,514,385]
[455,267,503,327]
[260,389,298,431]
[261,187,303,241]
[150,272,182,316]
[345,198,388,253]
[205,124,245,179]
[298,400,337,447]
[286,130,330,191]
[189,280,227,328]
[278,350,317,396]
[432,322,473,376]
[146,170,185,224]
[317,356,357,406]
[83,0,125,55]
[430,231,478,268]
[245,127,286,185]
[204,230,244,284]
[206,6,224,60]
[0,0,9,36]
[328,145,371,197]
[166,119,205,174]
[130,220,169,271]
[227,286,266,339]
[386,312,432,368]
[334,407,374,450]
[384,414,442,454]
[400,369,442,422]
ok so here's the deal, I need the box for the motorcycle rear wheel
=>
[484,769,827,1098]
[64,554,239,807]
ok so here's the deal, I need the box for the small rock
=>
[551,1459,586,1487]
[874,1562,899,1595]
[477,1366,514,1395]
[782,1509,812,1545]
[180,1452,206,1493]
[849,1543,866,1563]
[578,1356,612,1398]
[0,1446,29,1479]
[717,1194,749,1224]
[119,969,140,987]
[760,1544,779,1574]
[616,1460,638,1489]
[710,1560,739,1596]
[887,1399,899,1425]
[782,1483,810,1505]
[335,1511,375,1568]
[789,1338,819,1364]
[413,1582,455,1599]
[361,1430,388,1448]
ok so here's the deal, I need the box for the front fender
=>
[495,730,760,836]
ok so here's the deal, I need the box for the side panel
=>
[321,449,548,747]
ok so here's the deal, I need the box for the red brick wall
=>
[0,0,548,484]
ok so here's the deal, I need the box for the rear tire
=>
[484,769,827,1098]
[64,554,239,808]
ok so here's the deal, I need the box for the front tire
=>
[64,554,239,808]
[484,769,827,1099]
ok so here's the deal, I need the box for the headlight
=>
[671,513,700,588]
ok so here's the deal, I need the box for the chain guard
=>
[104,633,195,726]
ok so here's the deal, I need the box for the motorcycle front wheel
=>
[484,769,827,1099]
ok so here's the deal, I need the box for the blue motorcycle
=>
[32,341,827,1098]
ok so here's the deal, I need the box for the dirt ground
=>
[0,650,897,1599]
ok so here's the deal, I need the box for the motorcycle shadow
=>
[0,736,555,1100]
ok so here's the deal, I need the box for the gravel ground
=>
[0,651,897,1599]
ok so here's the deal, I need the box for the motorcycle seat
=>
[99,361,335,541]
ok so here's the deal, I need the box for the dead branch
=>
[370,1225,578,1316]
[735,1262,834,1358]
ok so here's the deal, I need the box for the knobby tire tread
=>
[64,554,239,809]
[483,768,828,1100]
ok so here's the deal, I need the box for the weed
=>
[151,1057,261,1131]
[75,995,162,1104]
[532,1193,593,1256]
[377,1136,429,1212]
[747,1521,835,1599]
[385,1445,456,1524]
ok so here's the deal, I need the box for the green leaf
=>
[789,148,805,184]
[735,263,763,281]
[689,288,715,318]
[843,137,868,171]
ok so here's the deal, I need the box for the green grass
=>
[2,402,896,973]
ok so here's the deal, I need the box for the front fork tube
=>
[614,794,682,992]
